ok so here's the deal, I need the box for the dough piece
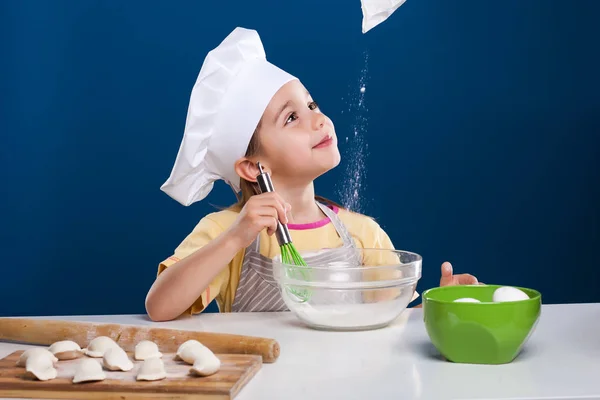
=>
[134,340,162,361]
[189,347,220,377]
[176,340,209,365]
[136,357,166,381]
[83,336,119,358]
[48,340,83,360]
[103,346,133,371]
[73,358,106,383]
[25,353,57,381]
[174,340,198,361]
[16,348,58,367]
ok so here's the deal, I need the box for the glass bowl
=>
[272,248,422,331]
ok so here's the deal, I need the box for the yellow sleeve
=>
[157,215,230,314]
[360,218,420,303]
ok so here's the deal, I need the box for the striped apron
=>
[231,202,360,312]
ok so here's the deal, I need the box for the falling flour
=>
[337,51,370,213]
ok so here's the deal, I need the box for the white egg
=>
[493,286,529,302]
[454,297,481,303]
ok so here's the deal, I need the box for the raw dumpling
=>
[16,348,58,367]
[103,347,133,371]
[73,358,106,383]
[189,347,220,377]
[83,336,119,358]
[136,357,166,381]
[176,340,208,365]
[48,340,83,360]
[134,340,162,361]
[25,353,57,381]
[174,340,197,361]
[454,297,481,303]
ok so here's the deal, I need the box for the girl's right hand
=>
[226,192,291,249]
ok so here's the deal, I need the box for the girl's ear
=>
[235,157,271,182]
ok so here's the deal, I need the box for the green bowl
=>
[422,284,541,365]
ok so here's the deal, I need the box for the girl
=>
[145,27,478,322]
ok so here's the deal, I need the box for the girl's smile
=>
[312,134,334,149]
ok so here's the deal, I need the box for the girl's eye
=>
[285,112,298,125]
[284,102,319,125]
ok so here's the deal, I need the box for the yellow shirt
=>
[158,205,419,314]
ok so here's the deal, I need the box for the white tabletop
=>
[1,304,599,400]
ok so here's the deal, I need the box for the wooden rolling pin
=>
[0,318,280,363]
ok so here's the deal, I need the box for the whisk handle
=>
[256,167,275,194]
[256,162,292,245]
[275,222,292,245]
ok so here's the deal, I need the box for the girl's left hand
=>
[439,262,479,286]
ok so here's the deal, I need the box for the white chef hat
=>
[160,27,297,206]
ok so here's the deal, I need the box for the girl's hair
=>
[228,120,343,212]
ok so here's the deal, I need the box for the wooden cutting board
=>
[0,350,261,400]
[0,318,280,363]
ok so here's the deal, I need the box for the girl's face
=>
[256,80,340,184]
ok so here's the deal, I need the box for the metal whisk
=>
[256,162,311,301]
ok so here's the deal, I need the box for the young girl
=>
[145,27,478,321]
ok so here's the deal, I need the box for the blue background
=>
[1,0,598,316]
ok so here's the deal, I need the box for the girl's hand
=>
[226,192,291,249]
[439,262,479,286]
